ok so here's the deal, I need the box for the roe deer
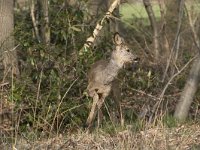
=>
[86,33,139,129]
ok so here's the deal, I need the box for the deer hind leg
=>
[86,91,99,129]
[112,81,124,127]
[87,86,110,130]
[96,93,106,128]
[86,92,105,130]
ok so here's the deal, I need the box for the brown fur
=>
[86,33,139,129]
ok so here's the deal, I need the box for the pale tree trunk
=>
[81,0,121,50]
[85,0,120,33]
[85,0,108,23]
[0,0,19,78]
[38,0,50,45]
[174,4,200,121]
[174,56,200,121]
[30,0,41,42]
[107,0,120,34]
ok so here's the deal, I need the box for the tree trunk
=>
[143,0,159,60]
[174,3,200,121]
[174,56,200,121]
[38,0,50,45]
[85,0,108,24]
[0,0,19,78]
[85,0,120,33]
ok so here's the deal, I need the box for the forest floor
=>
[1,123,200,150]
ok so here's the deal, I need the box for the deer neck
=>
[103,58,122,84]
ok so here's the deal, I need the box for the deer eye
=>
[126,49,130,52]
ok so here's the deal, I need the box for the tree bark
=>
[30,0,41,43]
[85,0,120,33]
[174,56,200,121]
[143,0,159,60]
[85,0,108,23]
[0,0,19,78]
[38,0,50,45]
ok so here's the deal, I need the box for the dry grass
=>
[1,123,199,150]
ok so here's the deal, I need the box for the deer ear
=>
[113,32,122,45]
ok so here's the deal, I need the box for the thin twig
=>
[33,69,43,130]
[160,55,197,99]
[162,0,185,81]
[152,55,196,122]
[49,78,79,134]
[126,84,158,100]
[185,4,200,52]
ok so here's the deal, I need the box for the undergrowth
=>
[0,1,200,149]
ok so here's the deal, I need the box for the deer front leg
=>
[112,81,124,127]
[96,94,106,128]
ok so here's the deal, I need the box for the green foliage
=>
[12,0,91,134]
[12,0,121,135]
[8,0,200,138]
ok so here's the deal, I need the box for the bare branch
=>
[162,0,185,81]
[80,0,121,54]
[185,4,200,52]
[152,55,196,122]
[143,0,160,60]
